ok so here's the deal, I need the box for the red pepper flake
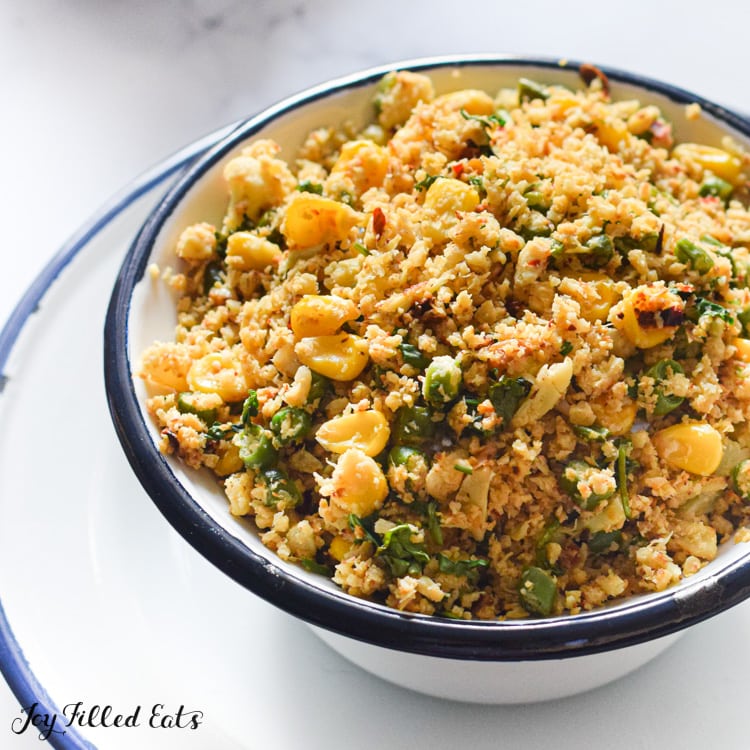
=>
[452,163,465,178]
[373,207,386,238]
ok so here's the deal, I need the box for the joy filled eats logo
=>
[11,701,203,741]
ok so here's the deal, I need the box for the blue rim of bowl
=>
[0,123,240,750]
[105,54,750,662]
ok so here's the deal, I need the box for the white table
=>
[2,1,749,747]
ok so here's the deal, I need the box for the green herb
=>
[588,530,623,555]
[206,422,241,441]
[560,341,573,356]
[203,261,224,295]
[399,342,430,370]
[241,390,259,424]
[437,554,488,581]
[488,375,532,428]
[377,524,430,577]
[392,404,436,445]
[347,513,381,547]
[296,180,324,195]
[353,241,370,256]
[425,501,443,546]
[691,296,734,324]
[616,440,632,519]
[415,174,439,192]
[301,558,330,576]
[644,359,685,416]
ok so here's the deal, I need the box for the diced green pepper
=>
[519,566,557,616]
[176,392,218,424]
[261,468,302,508]
[270,407,312,446]
[423,356,462,404]
[234,424,277,470]
[675,238,714,274]
[582,234,614,268]
[699,176,733,203]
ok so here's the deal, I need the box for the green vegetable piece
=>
[437,553,488,582]
[644,359,685,416]
[377,524,430,577]
[616,440,633,519]
[301,558,330,575]
[348,513,381,546]
[523,187,550,212]
[488,375,532,428]
[583,234,614,268]
[588,530,623,555]
[572,424,610,442]
[261,468,302,508]
[241,390,259,425]
[400,342,430,370]
[423,356,463,404]
[424,501,443,546]
[270,407,312,445]
[518,78,549,102]
[699,176,733,202]
[459,108,507,130]
[296,180,323,195]
[388,445,426,471]
[414,174,439,192]
[234,423,278,470]
[559,459,615,510]
[738,308,750,337]
[731,458,750,501]
[675,238,714,274]
[690,296,734,325]
[203,261,224,295]
[393,405,436,445]
[535,518,562,567]
[519,566,557,617]
[176,392,218,424]
[307,371,331,405]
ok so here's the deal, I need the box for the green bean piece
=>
[518,78,549,102]
[582,234,614,268]
[307,371,331,405]
[393,405,436,445]
[270,407,312,446]
[559,459,615,510]
[422,356,462,405]
[523,187,550,212]
[731,458,750,501]
[588,529,623,555]
[699,176,733,202]
[176,392,218,424]
[400,342,430,370]
[388,445,426,471]
[519,566,557,617]
[261,468,303,508]
[644,359,685,416]
[241,390,259,425]
[675,238,714,274]
[234,424,278,470]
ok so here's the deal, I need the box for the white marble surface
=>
[2,0,750,747]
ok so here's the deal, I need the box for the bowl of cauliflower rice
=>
[105,55,750,702]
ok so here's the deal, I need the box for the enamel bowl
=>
[104,56,750,704]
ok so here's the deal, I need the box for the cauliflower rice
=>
[140,67,750,619]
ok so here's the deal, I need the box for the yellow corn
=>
[328,448,388,517]
[294,333,369,381]
[225,231,282,271]
[282,194,361,247]
[187,349,249,402]
[672,143,743,184]
[290,294,359,339]
[733,338,750,363]
[330,140,389,192]
[595,118,629,152]
[213,442,244,477]
[620,285,683,348]
[433,89,495,115]
[653,421,723,476]
[571,272,620,322]
[424,177,480,214]
[316,410,390,457]
[591,398,638,436]
[329,535,352,562]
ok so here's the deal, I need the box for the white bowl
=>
[104,55,750,703]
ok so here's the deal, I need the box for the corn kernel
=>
[591,398,638,436]
[294,333,369,381]
[653,422,723,476]
[327,448,388,517]
[620,285,683,348]
[316,410,390,457]
[282,194,361,247]
[424,177,480,214]
[290,294,359,339]
[329,535,352,562]
[672,143,743,185]
[433,89,495,115]
[214,442,244,477]
[733,338,750,363]
[595,118,629,152]
[187,349,249,402]
[330,140,389,193]
[226,231,281,271]
[569,272,620,322]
